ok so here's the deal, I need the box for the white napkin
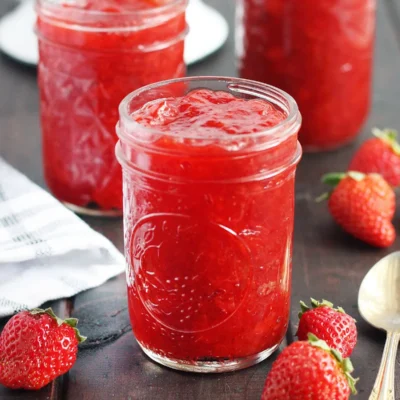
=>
[0,158,125,318]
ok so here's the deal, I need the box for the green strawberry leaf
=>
[311,298,334,309]
[321,173,347,186]
[308,333,331,352]
[318,172,365,202]
[30,308,87,344]
[298,300,310,318]
[307,333,358,395]
[373,127,400,156]
[298,298,346,318]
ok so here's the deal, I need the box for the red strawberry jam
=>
[36,0,187,214]
[237,0,376,151]
[117,79,302,372]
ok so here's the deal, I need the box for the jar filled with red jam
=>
[236,0,376,151]
[36,0,188,215]
[116,77,302,372]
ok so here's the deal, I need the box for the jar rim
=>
[36,0,188,17]
[36,0,188,32]
[118,76,302,145]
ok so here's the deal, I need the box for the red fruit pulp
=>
[123,89,300,363]
[237,0,376,150]
[37,0,186,211]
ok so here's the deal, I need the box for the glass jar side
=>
[121,156,299,372]
[116,76,302,372]
[36,0,188,216]
[237,0,377,151]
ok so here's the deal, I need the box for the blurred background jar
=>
[236,0,377,151]
[36,0,188,216]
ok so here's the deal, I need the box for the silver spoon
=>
[358,252,400,400]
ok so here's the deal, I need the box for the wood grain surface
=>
[1,1,400,399]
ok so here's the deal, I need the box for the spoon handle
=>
[369,331,400,400]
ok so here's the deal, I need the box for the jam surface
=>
[124,89,298,363]
[131,89,286,135]
[238,0,376,150]
[37,0,186,211]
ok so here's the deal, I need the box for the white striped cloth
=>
[0,158,125,317]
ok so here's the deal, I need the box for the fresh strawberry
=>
[0,308,86,390]
[297,299,357,358]
[320,171,396,248]
[349,128,400,187]
[262,334,357,400]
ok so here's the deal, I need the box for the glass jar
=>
[36,0,188,216]
[116,77,302,373]
[236,0,376,151]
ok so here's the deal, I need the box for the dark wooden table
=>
[1,1,400,399]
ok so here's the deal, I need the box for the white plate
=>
[0,0,229,66]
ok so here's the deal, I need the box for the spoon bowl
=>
[358,251,400,400]
[359,251,400,332]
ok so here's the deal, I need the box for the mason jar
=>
[236,0,376,151]
[36,0,188,215]
[116,77,302,372]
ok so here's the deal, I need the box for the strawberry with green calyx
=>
[262,333,358,400]
[319,171,396,248]
[0,308,86,390]
[297,298,357,358]
[349,128,400,187]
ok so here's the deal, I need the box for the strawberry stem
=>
[307,333,358,395]
[298,298,346,318]
[319,172,366,202]
[318,173,346,202]
[315,192,330,203]
[347,171,366,182]
[308,333,331,351]
[372,127,400,155]
[30,308,87,344]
